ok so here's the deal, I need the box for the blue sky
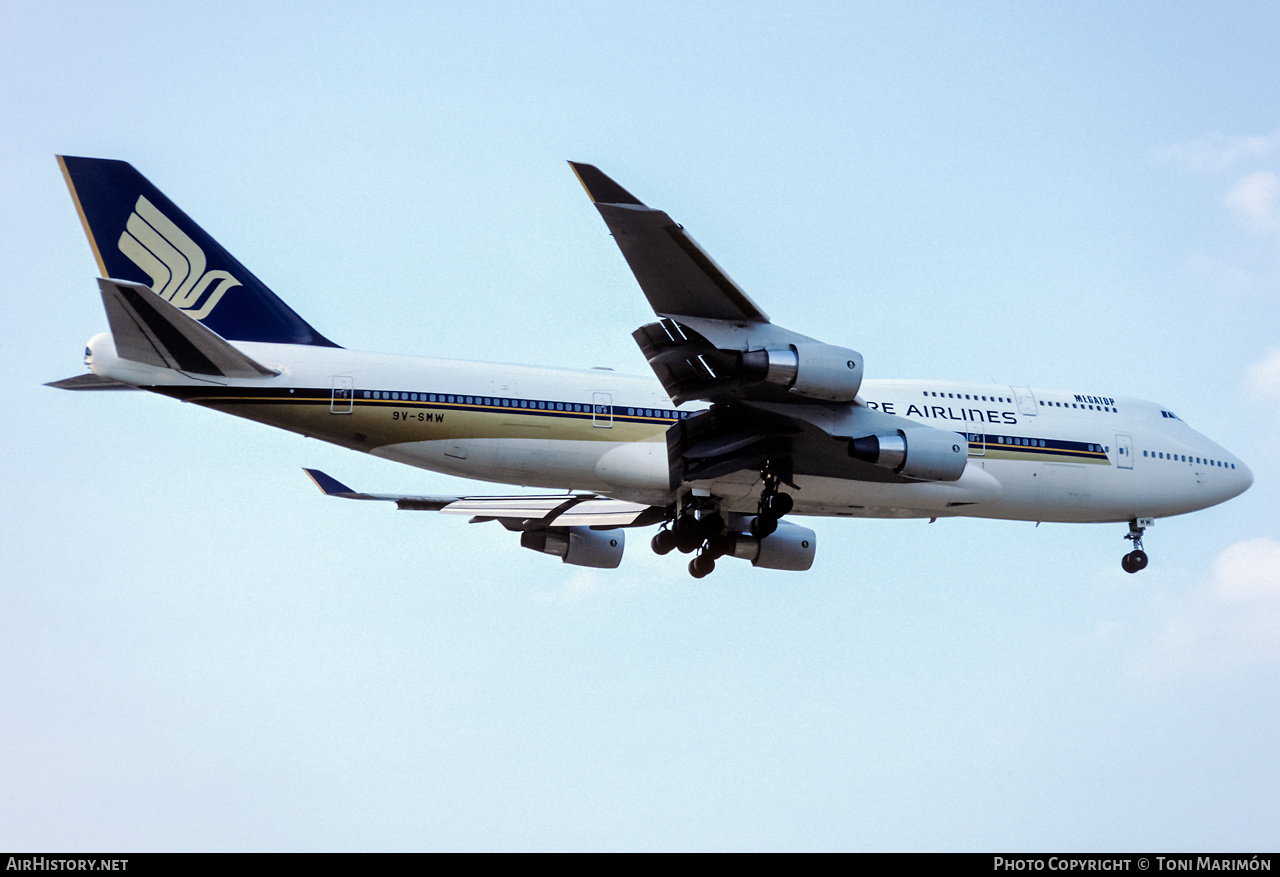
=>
[3,0,1278,851]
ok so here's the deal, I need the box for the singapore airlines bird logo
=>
[117,195,240,320]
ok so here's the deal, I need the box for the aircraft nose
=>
[1237,459,1255,495]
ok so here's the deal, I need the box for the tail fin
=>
[57,156,339,347]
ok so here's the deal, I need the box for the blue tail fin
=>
[58,156,339,347]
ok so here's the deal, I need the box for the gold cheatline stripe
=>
[57,156,108,277]
[187,389,684,426]
[985,450,1109,464]
[568,163,595,201]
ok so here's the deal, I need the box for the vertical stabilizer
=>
[58,156,339,347]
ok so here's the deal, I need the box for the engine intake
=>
[848,427,968,481]
[520,527,625,568]
[739,342,864,402]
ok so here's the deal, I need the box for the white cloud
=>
[1160,130,1280,275]
[530,541,675,603]
[1225,170,1280,235]
[1212,537,1280,604]
[1159,130,1280,174]
[1184,251,1257,291]
[1122,539,1280,682]
[1246,348,1280,400]
[532,566,631,603]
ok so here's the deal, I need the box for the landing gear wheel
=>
[696,512,726,538]
[765,492,793,517]
[689,554,715,578]
[674,514,698,538]
[753,462,795,540]
[651,529,677,556]
[674,514,701,553]
[750,514,778,539]
[704,534,733,559]
[1121,550,1148,574]
[1122,518,1150,574]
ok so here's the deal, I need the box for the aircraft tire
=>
[766,493,793,517]
[696,512,725,538]
[675,514,700,552]
[651,530,677,555]
[704,534,733,559]
[1122,550,1149,574]
[689,555,715,578]
[750,514,778,539]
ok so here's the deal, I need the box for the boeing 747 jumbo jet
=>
[50,157,1253,577]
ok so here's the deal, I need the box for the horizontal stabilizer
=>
[46,373,139,390]
[303,469,663,527]
[99,278,278,378]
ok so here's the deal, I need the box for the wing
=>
[303,469,666,570]
[570,164,971,487]
[303,469,664,528]
[569,162,861,408]
[568,162,769,323]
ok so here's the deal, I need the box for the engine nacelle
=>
[520,527,625,569]
[739,343,864,403]
[730,521,817,571]
[848,426,968,481]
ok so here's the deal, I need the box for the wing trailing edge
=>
[303,469,664,527]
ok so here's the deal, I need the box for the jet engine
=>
[848,426,968,481]
[739,343,864,403]
[729,521,817,571]
[520,527,625,568]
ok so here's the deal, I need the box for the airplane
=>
[49,156,1253,577]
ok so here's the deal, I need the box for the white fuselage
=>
[87,333,1254,525]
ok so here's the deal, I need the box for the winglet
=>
[568,162,646,206]
[303,469,460,508]
[303,468,365,497]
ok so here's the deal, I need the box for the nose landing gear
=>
[1121,518,1151,573]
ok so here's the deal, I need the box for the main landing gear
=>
[651,461,797,578]
[750,470,793,539]
[1121,518,1150,574]
[651,502,731,578]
